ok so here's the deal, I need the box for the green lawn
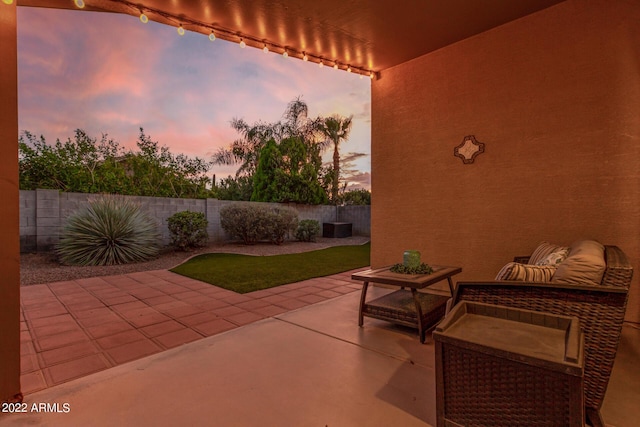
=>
[170,243,370,294]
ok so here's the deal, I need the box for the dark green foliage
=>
[295,219,321,242]
[56,196,160,266]
[337,189,371,205]
[171,243,370,293]
[219,203,298,245]
[214,175,254,201]
[19,128,213,199]
[167,211,209,251]
[251,138,328,204]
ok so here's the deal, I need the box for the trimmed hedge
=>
[220,204,298,245]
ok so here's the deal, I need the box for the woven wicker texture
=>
[442,345,575,426]
[454,245,633,417]
[364,291,448,327]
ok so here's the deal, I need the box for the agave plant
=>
[57,195,160,266]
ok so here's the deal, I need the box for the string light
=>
[83,0,377,78]
[3,0,15,5]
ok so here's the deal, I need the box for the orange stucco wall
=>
[371,0,640,322]
[0,3,22,402]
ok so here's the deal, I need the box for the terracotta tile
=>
[193,299,231,311]
[34,330,90,352]
[118,307,158,320]
[139,320,186,338]
[260,294,290,304]
[24,305,69,320]
[20,370,48,395]
[279,289,310,299]
[251,304,289,317]
[297,294,328,304]
[211,305,246,317]
[221,294,254,305]
[56,293,95,304]
[105,339,161,364]
[153,329,203,349]
[98,294,139,306]
[179,295,213,305]
[158,304,203,319]
[110,301,150,313]
[225,311,265,326]
[316,289,342,299]
[127,312,171,328]
[177,312,219,327]
[141,295,176,306]
[20,321,29,331]
[246,288,277,298]
[84,321,135,339]
[172,290,202,300]
[38,341,100,367]
[21,341,36,356]
[65,300,108,312]
[75,312,123,328]
[21,354,40,374]
[274,298,309,310]
[45,354,110,385]
[234,299,271,311]
[151,300,189,311]
[96,330,147,350]
[72,307,115,319]
[20,330,32,343]
[192,319,237,337]
[130,288,167,300]
[331,286,358,295]
[31,321,82,339]
[21,299,65,310]
[177,281,210,291]
[154,284,190,295]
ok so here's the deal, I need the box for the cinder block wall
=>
[19,190,371,252]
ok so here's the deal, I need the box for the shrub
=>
[295,219,320,242]
[266,207,298,245]
[220,203,298,245]
[167,211,209,251]
[56,195,160,265]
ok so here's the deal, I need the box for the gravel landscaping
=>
[20,236,370,286]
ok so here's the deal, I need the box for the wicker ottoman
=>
[433,302,585,427]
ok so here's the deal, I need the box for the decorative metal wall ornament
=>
[454,135,485,164]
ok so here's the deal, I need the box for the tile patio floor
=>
[19,268,363,395]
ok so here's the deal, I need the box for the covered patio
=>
[2,0,639,425]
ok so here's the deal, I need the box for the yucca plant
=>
[56,195,161,266]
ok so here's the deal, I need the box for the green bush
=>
[295,219,320,242]
[56,195,160,265]
[220,204,298,245]
[167,211,209,251]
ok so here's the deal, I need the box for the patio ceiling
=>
[17,0,566,76]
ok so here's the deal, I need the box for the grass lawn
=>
[170,243,370,293]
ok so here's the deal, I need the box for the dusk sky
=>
[17,7,371,189]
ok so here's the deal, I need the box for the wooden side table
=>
[351,265,462,343]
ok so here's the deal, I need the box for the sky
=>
[17,7,371,189]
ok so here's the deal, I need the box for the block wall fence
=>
[19,189,371,252]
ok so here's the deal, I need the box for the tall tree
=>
[320,114,353,203]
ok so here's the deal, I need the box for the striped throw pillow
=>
[496,262,556,282]
[529,242,569,265]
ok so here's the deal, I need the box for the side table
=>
[351,265,462,343]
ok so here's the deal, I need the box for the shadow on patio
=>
[4,272,640,426]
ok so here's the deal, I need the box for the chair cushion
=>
[496,262,557,282]
[552,240,606,286]
[529,242,569,265]
[535,248,570,266]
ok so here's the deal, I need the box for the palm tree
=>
[320,114,353,204]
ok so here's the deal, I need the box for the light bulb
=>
[139,13,148,24]
[303,53,308,61]
[369,71,374,79]
[319,61,323,68]
[347,66,352,73]
[282,50,288,58]
[359,74,363,79]
[263,44,269,53]
[239,39,246,48]
[74,0,85,8]
[333,63,339,70]
[177,25,185,36]
[209,31,216,41]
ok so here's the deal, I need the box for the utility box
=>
[433,301,584,427]
[322,222,352,238]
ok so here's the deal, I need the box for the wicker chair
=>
[451,245,633,427]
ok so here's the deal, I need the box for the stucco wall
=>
[20,190,370,251]
[371,0,640,322]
